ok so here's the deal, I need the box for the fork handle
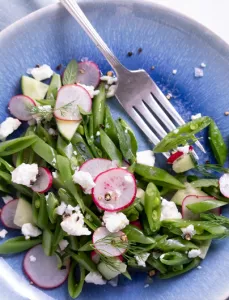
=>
[60,0,127,74]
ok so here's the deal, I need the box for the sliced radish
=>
[92,227,127,257]
[23,244,70,289]
[8,95,36,121]
[92,168,136,212]
[219,174,229,198]
[31,167,52,193]
[80,158,117,180]
[90,250,100,264]
[182,195,217,220]
[54,85,92,121]
[76,61,100,88]
[167,146,193,164]
[1,200,20,229]
[130,220,142,230]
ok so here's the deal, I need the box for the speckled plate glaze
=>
[1,1,229,299]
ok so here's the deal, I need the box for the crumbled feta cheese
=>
[136,150,155,167]
[11,163,39,187]
[29,255,37,262]
[0,117,21,140]
[65,204,80,215]
[144,284,149,288]
[181,224,196,239]
[72,170,96,194]
[28,119,36,126]
[52,171,58,179]
[109,277,118,287]
[2,195,13,204]
[194,67,204,78]
[102,211,129,233]
[0,229,8,239]
[106,85,117,98]
[61,212,91,236]
[191,113,202,120]
[177,145,190,154]
[48,128,57,136]
[160,198,182,221]
[29,64,54,81]
[135,253,150,267]
[85,271,107,285]
[73,150,77,155]
[96,131,100,137]
[197,266,202,269]
[21,223,42,240]
[100,75,117,85]
[59,239,69,251]
[77,83,100,98]
[172,69,177,75]
[174,129,179,134]
[55,202,67,216]
[188,249,201,258]
[200,62,206,68]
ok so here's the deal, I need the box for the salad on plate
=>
[1,59,229,298]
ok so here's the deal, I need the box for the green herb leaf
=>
[62,59,78,85]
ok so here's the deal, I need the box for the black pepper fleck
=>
[56,64,62,71]
[127,51,133,57]
[137,47,143,54]
[35,64,40,68]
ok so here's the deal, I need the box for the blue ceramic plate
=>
[1,1,229,299]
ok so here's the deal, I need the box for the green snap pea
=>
[144,183,161,232]
[154,116,212,153]
[52,217,66,253]
[191,179,218,188]
[46,192,59,224]
[104,105,119,145]
[42,229,53,256]
[160,257,201,279]
[0,136,37,156]
[187,199,227,214]
[0,236,42,254]
[32,193,40,225]
[0,182,11,193]
[37,194,49,230]
[67,236,79,251]
[71,133,93,162]
[77,124,84,136]
[78,240,93,251]
[36,124,56,148]
[141,212,154,236]
[93,83,106,134]
[147,255,167,274]
[100,128,122,165]
[58,188,75,206]
[36,99,55,106]
[83,116,102,158]
[155,236,199,252]
[46,73,61,100]
[0,158,14,172]
[57,135,70,157]
[122,225,156,244]
[160,251,191,266]
[208,120,228,165]
[71,251,97,272]
[119,118,138,156]
[68,261,85,299]
[84,218,97,231]
[202,186,229,203]
[135,164,185,189]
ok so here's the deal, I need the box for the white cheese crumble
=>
[0,117,21,140]
[52,171,58,179]
[2,195,13,204]
[109,277,118,287]
[56,202,67,216]
[48,128,57,136]
[11,163,39,187]
[0,229,8,239]
[77,83,100,98]
[21,223,42,240]
[59,239,69,251]
[194,67,204,78]
[102,211,129,233]
[32,105,52,123]
[144,284,149,288]
[61,211,91,236]
[96,131,100,137]
[181,224,196,239]
[65,204,80,215]
[28,64,54,81]
[85,271,107,285]
[100,75,117,85]
[106,85,117,98]
[135,253,150,267]
[174,129,179,134]
[197,266,202,269]
[177,145,190,154]
[160,198,182,221]
[72,170,96,194]
[188,249,201,258]
[191,113,202,120]
[29,255,37,262]
[200,62,206,68]
[172,69,177,75]
[136,150,155,167]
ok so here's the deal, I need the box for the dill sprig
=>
[195,164,229,177]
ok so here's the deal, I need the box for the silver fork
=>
[60,0,205,158]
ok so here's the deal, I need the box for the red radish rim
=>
[182,195,216,218]
[23,245,70,289]
[92,168,137,212]
[54,84,92,121]
[0,199,20,229]
[130,220,142,230]
[77,61,101,88]
[31,167,53,193]
[8,95,37,121]
[90,250,100,264]
[92,227,127,257]
[167,146,194,164]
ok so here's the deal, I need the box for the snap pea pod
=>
[46,73,61,100]
[56,155,84,211]
[122,225,156,244]
[191,179,218,188]
[147,256,167,274]
[37,193,49,230]
[57,135,71,158]
[144,183,161,232]
[122,205,139,221]
[202,186,229,203]
[0,136,37,156]
[208,120,228,165]
[84,218,97,231]
[119,118,138,156]
[71,251,97,272]
[78,240,93,251]
[36,124,56,148]
[160,257,201,279]
[100,128,122,165]
[160,186,172,196]
[77,124,84,136]
[0,236,42,254]
[160,251,191,266]
[154,116,212,153]
[67,236,79,251]
[155,236,199,252]
[42,229,53,256]
[127,258,152,272]
[71,133,93,162]
[141,212,154,236]
[83,116,102,158]
[46,192,59,224]
[115,119,136,163]
[58,188,76,206]
[52,217,66,253]
[187,199,227,214]
[135,164,185,189]
[36,99,55,106]
[0,182,11,193]
[68,261,85,299]
[0,157,14,172]
[104,105,119,145]
[93,83,106,134]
